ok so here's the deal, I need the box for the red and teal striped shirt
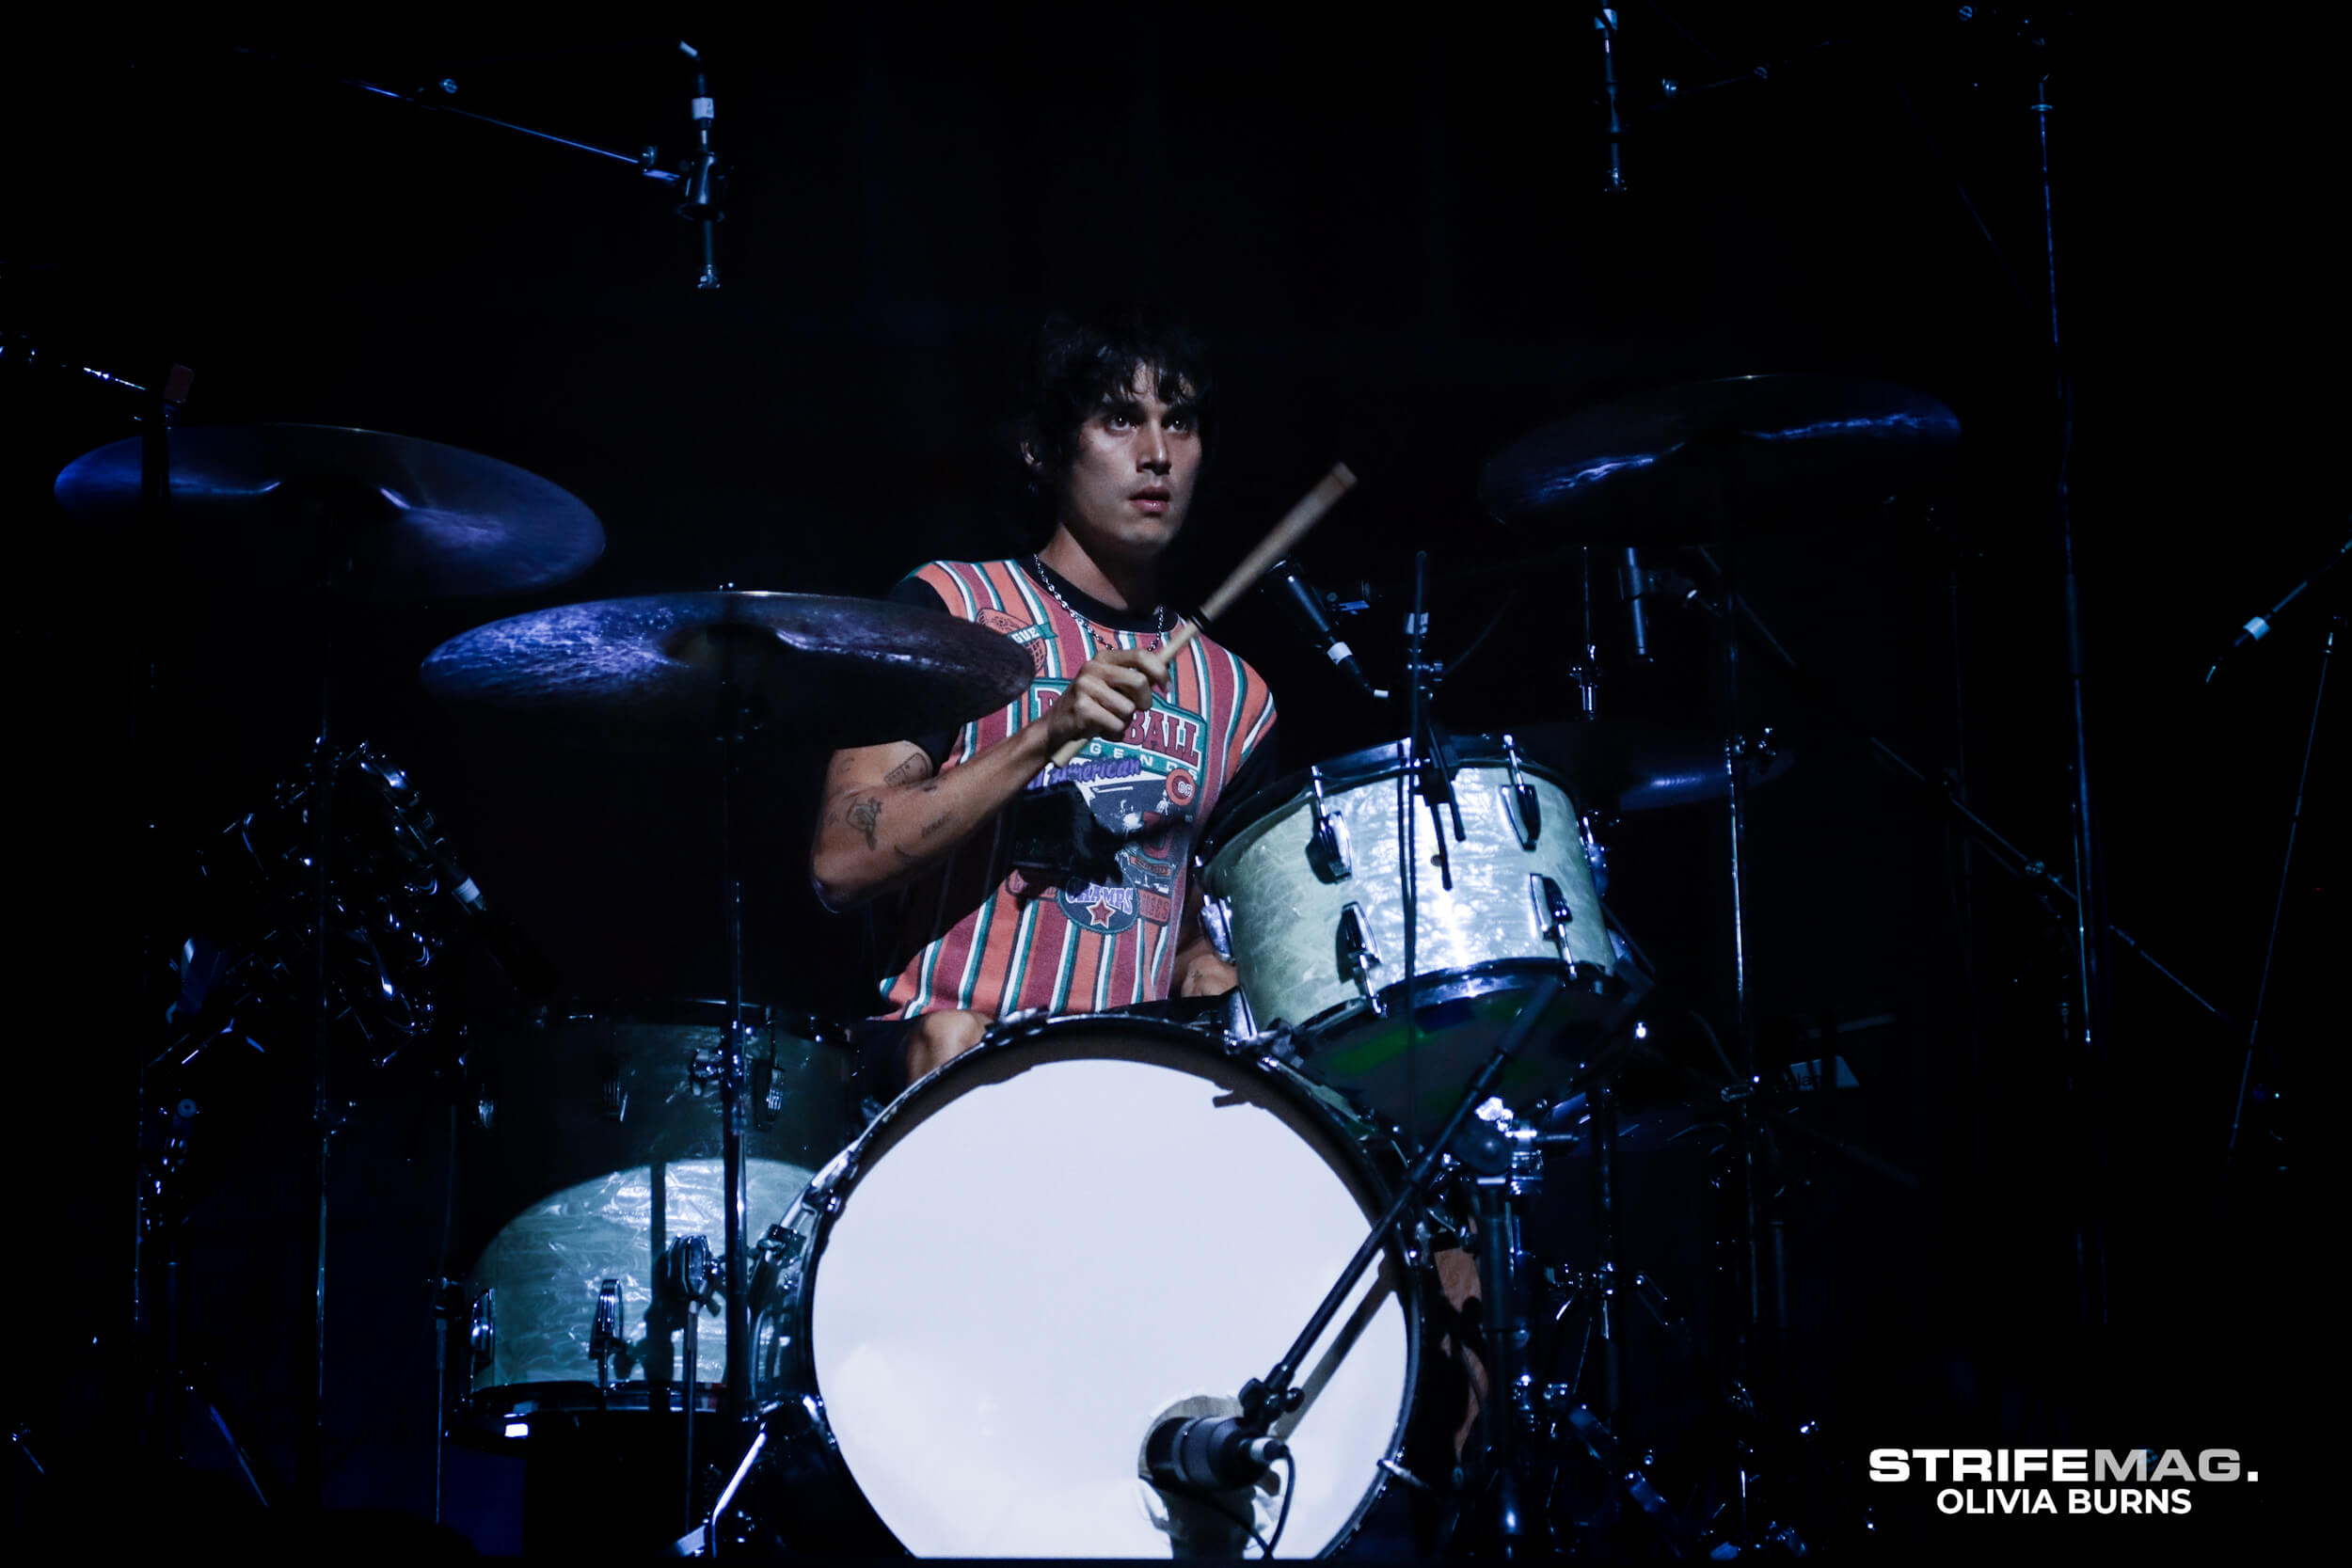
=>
[878,557,1277,1020]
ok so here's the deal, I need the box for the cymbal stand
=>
[697,596,757,1511]
[13,339,197,1466]
[1714,544,1776,1548]
[2226,611,2338,1180]
[297,516,355,1507]
[1666,552,2230,1026]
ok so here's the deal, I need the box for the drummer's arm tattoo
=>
[814,724,1063,908]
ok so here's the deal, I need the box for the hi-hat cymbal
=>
[1516,719,1793,813]
[1479,374,1961,543]
[55,424,605,599]
[420,592,1033,751]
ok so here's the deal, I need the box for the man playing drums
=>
[810,309,1279,1089]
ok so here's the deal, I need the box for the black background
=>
[3,4,2325,1557]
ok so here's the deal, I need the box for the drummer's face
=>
[1057,368,1201,562]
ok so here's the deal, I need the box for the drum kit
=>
[77,371,1963,1559]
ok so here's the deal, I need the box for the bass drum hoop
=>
[754,1012,1427,1559]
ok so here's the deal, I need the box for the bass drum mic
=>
[1144,1413,1288,1492]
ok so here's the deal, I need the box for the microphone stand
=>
[229,41,722,288]
[1223,977,1573,1493]
[2035,65,2114,1330]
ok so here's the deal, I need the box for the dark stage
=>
[2,6,2323,1560]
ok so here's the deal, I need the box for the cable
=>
[1168,1480,1274,1557]
[1443,588,1519,680]
[1263,1450,1298,1558]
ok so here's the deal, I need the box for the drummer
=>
[810,309,1279,1090]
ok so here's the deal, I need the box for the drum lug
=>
[1307,768,1353,882]
[1222,986,1258,1042]
[1200,892,1235,961]
[1533,874,1575,952]
[468,1289,498,1384]
[1501,733,1541,849]
[1580,812,1611,895]
[589,1278,628,1391]
[1337,902,1382,1004]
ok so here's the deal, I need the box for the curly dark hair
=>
[1015,307,1216,526]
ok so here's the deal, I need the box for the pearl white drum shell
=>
[754,1018,1420,1558]
[453,1002,853,1439]
[1200,739,1619,1132]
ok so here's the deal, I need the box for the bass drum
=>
[452,1000,855,1443]
[748,1015,1429,1558]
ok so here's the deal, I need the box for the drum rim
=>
[1198,734,1580,870]
[758,1010,1428,1558]
[460,995,849,1048]
[1295,955,1622,1042]
[449,1379,728,1449]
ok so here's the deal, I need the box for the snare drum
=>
[451,1000,855,1443]
[1199,736,1624,1135]
[748,1014,1428,1558]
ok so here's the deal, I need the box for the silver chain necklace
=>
[1031,555,1167,642]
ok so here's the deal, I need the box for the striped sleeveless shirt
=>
[879,558,1277,1020]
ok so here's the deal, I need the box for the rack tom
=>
[1199,736,1624,1134]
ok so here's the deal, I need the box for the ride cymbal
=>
[1515,719,1793,814]
[420,592,1034,751]
[56,423,606,600]
[1479,374,1960,543]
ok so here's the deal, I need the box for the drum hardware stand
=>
[1668,553,2230,1028]
[663,1428,769,1558]
[426,1277,464,1525]
[1196,975,1663,1560]
[2225,610,2337,1181]
[660,1234,723,1527]
[1570,546,1603,718]
[1711,538,1780,1537]
[676,590,764,1526]
[294,512,365,1506]
[31,335,200,1475]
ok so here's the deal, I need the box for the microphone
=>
[1596,8,1627,194]
[2206,531,2351,682]
[678,42,721,289]
[1618,546,1654,661]
[1144,1415,1288,1491]
[1270,562,1380,699]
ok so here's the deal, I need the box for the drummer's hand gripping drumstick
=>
[1047,463,1357,768]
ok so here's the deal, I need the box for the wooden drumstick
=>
[1047,462,1358,768]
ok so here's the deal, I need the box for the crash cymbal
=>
[1478,374,1960,543]
[54,424,605,599]
[1516,719,1793,813]
[420,592,1033,751]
